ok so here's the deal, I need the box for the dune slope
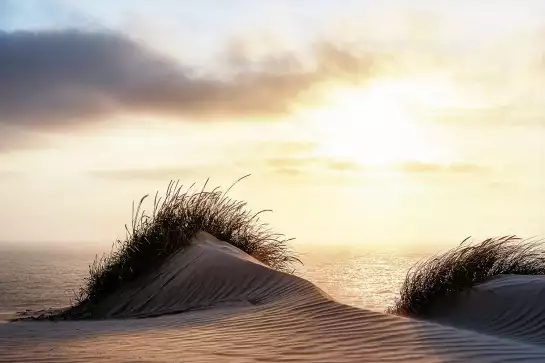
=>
[2,232,545,362]
[426,274,545,346]
[72,231,328,319]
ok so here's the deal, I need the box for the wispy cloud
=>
[267,156,362,173]
[0,30,377,129]
[396,161,485,174]
[266,156,485,176]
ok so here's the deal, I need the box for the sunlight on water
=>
[0,248,92,314]
[296,247,423,311]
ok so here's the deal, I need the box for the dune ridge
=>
[67,231,328,320]
[2,232,545,362]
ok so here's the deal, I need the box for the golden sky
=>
[0,1,543,247]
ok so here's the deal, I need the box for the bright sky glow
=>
[0,1,543,247]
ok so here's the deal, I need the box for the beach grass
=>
[388,236,545,317]
[74,175,299,309]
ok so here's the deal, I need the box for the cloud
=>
[267,156,362,174]
[266,157,484,176]
[0,30,376,130]
[2,25,542,153]
[395,161,485,174]
[447,163,484,173]
[0,125,51,152]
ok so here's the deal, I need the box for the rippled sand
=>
[2,232,545,362]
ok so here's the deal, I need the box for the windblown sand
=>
[2,232,545,362]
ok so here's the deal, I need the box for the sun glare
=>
[304,78,452,166]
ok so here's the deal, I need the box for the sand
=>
[1,231,545,362]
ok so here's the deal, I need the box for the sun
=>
[302,78,447,166]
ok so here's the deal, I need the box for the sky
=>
[0,0,544,249]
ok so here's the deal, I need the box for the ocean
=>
[0,244,424,317]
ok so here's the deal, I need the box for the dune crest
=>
[68,231,328,319]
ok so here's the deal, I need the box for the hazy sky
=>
[0,1,544,249]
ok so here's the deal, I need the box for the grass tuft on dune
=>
[388,236,545,317]
[73,175,299,311]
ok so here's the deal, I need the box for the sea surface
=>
[0,244,425,317]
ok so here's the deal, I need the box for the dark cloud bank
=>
[0,30,375,129]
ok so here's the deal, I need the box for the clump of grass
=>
[388,236,545,317]
[74,175,299,310]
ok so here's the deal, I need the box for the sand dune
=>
[70,232,329,319]
[2,232,545,362]
[427,274,545,346]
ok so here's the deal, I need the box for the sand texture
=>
[2,232,545,362]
